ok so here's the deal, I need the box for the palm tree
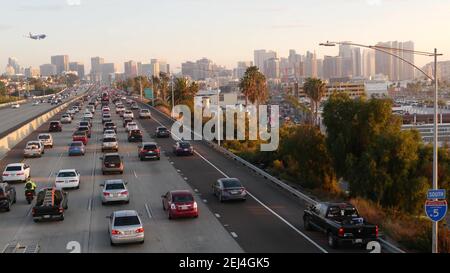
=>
[151,75,160,99]
[239,66,268,107]
[303,77,327,127]
[167,77,199,110]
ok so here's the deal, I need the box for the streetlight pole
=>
[217,88,221,146]
[320,41,442,253]
[171,74,175,117]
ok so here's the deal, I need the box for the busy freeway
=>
[0,85,379,253]
[0,89,87,138]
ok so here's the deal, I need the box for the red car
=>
[73,131,88,145]
[161,190,198,219]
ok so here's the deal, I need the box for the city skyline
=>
[1,0,450,73]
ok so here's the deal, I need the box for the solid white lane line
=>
[215,213,221,218]
[150,112,328,253]
[133,170,138,179]
[87,198,92,211]
[231,232,238,238]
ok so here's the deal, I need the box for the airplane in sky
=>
[25,32,47,40]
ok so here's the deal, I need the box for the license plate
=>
[110,164,115,167]
[184,149,188,151]
[355,239,363,244]
[124,231,133,235]
[180,206,189,210]
[44,215,50,219]
[230,191,239,195]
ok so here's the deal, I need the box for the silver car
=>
[24,141,45,158]
[101,179,130,204]
[38,133,53,148]
[108,210,144,246]
[212,178,247,202]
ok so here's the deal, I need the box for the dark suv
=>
[155,126,170,138]
[100,153,124,175]
[128,129,143,142]
[138,142,160,161]
[49,121,62,132]
[0,183,16,212]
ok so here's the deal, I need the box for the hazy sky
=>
[1,0,450,73]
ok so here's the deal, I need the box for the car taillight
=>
[338,228,345,237]
[59,208,64,213]
[111,229,121,235]
[120,191,128,195]
[135,228,144,233]
[17,172,24,175]
[32,208,36,215]
[375,225,379,237]
[56,180,64,183]
[156,149,160,153]
[3,173,9,176]
[103,192,110,196]
[170,203,176,210]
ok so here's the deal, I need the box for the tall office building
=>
[150,59,160,77]
[304,51,317,78]
[90,57,104,82]
[69,62,85,79]
[181,61,196,79]
[362,49,376,78]
[101,63,117,83]
[323,56,343,79]
[159,60,168,74]
[141,64,153,77]
[124,60,138,78]
[254,49,277,75]
[40,64,57,77]
[375,41,415,81]
[234,61,253,79]
[7,57,21,75]
[264,58,280,79]
[51,55,69,75]
[24,67,40,78]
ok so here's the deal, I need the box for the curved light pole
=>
[320,41,443,253]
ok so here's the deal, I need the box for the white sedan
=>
[55,169,81,189]
[2,163,31,182]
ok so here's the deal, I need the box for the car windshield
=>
[105,156,121,164]
[173,194,194,203]
[143,144,157,150]
[158,127,167,131]
[131,130,141,134]
[50,122,59,126]
[105,123,114,127]
[104,130,115,134]
[141,110,149,113]
[74,132,85,136]
[105,183,125,190]
[27,142,40,147]
[58,172,76,177]
[114,216,140,227]
[6,166,21,171]
[38,135,50,140]
[104,138,117,142]
[222,179,242,188]
[71,142,83,147]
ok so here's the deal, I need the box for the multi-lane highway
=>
[0,90,242,253]
[0,89,87,137]
[0,86,375,253]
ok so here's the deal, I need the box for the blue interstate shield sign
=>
[425,200,448,222]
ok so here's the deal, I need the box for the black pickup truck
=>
[32,188,68,222]
[303,202,378,249]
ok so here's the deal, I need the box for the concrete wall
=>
[0,96,79,159]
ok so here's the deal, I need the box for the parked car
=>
[173,141,194,156]
[37,133,53,148]
[128,129,143,142]
[32,187,68,222]
[212,178,247,202]
[100,153,124,175]
[2,163,31,183]
[303,202,379,249]
[68,141,86,156]
[138,109,151,119]
[24,141,45,158]
[101,179,130,205]
[0,183,16,212]
[73,131,88,145]
[49,121,62,132]
[155,126,170,138]
[138,142,160,161]
[108,210,144,246]
[102,136,119,152]
[161,190,198,219]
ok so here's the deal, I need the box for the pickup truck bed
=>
[32,188,68,222]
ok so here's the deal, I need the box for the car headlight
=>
[170,203,176,210]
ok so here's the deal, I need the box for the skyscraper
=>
[101,63,117,84]
[254,49,277,75]
[264,58,280,79]
[234,61,253,79]
[69,62,85,79]
[124,60,138,78]
[7,57,21,75]
[375,41,415,81]
[51,55,69,75]
[40,64,57,77]
[362,49,376,78]
[150,59,160,77]
[91,57,104,82]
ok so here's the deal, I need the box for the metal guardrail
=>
[137,100,406,253]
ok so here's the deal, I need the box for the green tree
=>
[0,81,7,96]
[151,75,160,99]
[303,78,327,126]
[159,72,170,102]
[167,77,199,111]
